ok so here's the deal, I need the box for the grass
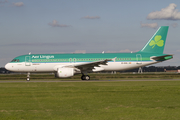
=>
[0,81,180,120]
[0,73,180,80]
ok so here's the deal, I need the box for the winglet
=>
[112,57,117,62]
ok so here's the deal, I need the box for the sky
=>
[0,0,180,67]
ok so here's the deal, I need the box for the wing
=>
[74,58,113,72]
[53,57,116,72]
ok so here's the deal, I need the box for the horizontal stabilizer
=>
[150,55,173,61]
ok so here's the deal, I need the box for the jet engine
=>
[56,68,74,78]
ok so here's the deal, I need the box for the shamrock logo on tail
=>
[149,35,164,48]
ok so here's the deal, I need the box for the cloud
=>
[171,23,178,28]
[74,50,86,53]
[141,22,158,29]
[13,2,24,7]
[119,49,131,53]
[48,20,71,27]
[50,50,86,54]
[82,16,100,19]
[0,0,8,4]
[147,3,180,20]
[2,42,80,47]
[176,50,180,52]
[106,49,135,53]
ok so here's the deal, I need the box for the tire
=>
[81,75,90,80]
[27,77,30,81]
[81,75,85,80]
[85,75,90,80]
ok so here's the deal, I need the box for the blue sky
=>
[0,0,180,67]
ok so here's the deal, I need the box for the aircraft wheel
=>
[85,75,90,80]
[27,77,30,81]
[81,75,90,80]
[81,75,84,80]
[81,75,86,80]
[27,72,30,81]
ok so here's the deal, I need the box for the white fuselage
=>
[5,60,158,73]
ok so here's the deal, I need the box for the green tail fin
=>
[139,26,169,54]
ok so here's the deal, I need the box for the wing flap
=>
[74,58,114,72]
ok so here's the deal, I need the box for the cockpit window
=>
[11,59,20,62]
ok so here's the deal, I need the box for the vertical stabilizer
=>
[139,26,169,54]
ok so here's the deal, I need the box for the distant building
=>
[165,69,180,73]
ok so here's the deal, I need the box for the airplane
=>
[5,26,173,81]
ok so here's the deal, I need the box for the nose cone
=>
[5,63,11,71]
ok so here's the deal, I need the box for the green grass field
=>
[0,73,180,80]
[0,80,180,120]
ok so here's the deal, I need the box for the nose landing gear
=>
[27,72,30,81]
[81,75,90,80]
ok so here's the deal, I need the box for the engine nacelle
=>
[93,67,104,72]
[56,68,74,78]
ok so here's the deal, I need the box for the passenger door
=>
[136,54,142,64]
[25,56,31,66]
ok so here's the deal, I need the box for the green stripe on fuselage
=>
[10,52,169,63]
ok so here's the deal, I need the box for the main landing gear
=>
[81,75,90,80]
[27,72,30,81]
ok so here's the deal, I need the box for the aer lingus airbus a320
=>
[5,26,173,81]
